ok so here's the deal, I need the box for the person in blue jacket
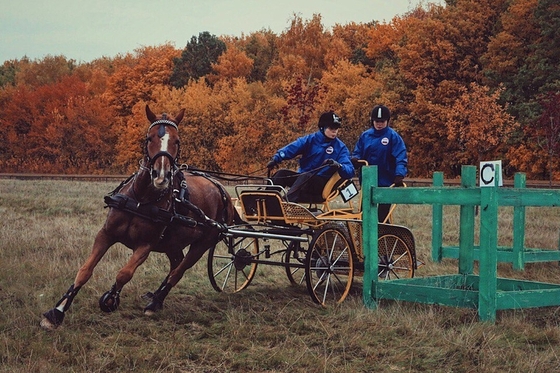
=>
[352,104,408,222]
[267,111,354,203]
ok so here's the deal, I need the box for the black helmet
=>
[318,111,342,129]
[370,105,391,125]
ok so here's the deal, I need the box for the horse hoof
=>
[40,318,58,330]
[143,301,163,316]
[99,291,120,313]
[144,309,156,317]
[40,309,64,330]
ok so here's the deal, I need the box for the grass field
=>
[1,179,560,372]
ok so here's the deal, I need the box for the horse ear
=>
[174,109,185,125]
[146,104,157,123]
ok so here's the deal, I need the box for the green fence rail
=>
[430,169,560,270]
[362,165,560,323]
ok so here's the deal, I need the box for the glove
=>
[266,160,278,170]
[351,157,362,168]
[323,159,341,169]
[393,176,404,187]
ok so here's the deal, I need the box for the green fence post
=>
[459,166,476,275]
[432,172,444,262]
[362,165,378,309]
[478,181,498,322]
[512,173,526,270]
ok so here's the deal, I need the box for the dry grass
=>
[2,179,560,372]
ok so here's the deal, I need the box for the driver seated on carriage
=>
[266,111,354,203]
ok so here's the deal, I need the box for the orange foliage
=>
[444,83,517,165]
[105,44,180,117]
[209,45,254,83]
[1,0,558,181]
[0,75,116,173]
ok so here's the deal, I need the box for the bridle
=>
[144,118,181,169]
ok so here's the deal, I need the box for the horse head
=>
[144,104,185,190]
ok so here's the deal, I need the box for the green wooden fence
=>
[430,168,560,269]
[361,165,560,322]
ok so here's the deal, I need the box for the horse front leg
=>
[99,245,152,313]
[40,229,115,330]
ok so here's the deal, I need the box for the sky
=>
[0,0,443,64]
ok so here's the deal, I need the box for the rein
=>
[180,165,271,184]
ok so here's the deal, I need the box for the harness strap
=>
[187,170,231,225]
[104,194,199,228]
[108,173,136,196]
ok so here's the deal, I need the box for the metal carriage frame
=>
[207,174,419,306]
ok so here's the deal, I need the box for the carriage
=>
[207,170,419,306]
[41,107,418,330]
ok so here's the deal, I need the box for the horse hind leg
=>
[143,241,211,315]
[143,249,184,315]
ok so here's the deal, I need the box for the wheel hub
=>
[234,248,253,270]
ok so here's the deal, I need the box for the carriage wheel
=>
[208,235,258,293]
[284,239,308,286]
[378,233,414,280]
[305,227,354,306]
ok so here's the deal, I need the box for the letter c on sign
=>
[481,163,495,185]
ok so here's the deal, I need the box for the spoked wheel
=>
[284,239,308,286]
[305,227,354,306]
[378,233,414,280]
[208,234,259,293]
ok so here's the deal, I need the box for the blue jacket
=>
[272,131,354,180]
[352,126,408,187]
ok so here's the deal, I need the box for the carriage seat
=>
[239,189,318,225]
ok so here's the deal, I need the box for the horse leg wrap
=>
[42,284,82,327]
[144,281,173,313]
[99,284,121,313]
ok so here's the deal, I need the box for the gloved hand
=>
[393,175,404,187]
[323,159,341,169]
[266,160,278,170]
[351,157,362,168]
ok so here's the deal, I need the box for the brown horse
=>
[41,105,237,330]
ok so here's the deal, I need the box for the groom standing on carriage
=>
[266,111,354,203]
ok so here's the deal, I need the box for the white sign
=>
[340,182,359,202]
[479,160,503,187]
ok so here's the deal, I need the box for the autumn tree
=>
[242,30,279,82]
[444,83,517,168]
[267,14,330,83]
[508,91,560,182]
[207,41,254,84]
[331,22,376,69]
[281,75,326,136]
[318,59,384,149]
[0,75,116,173]
[170,32,226,88]
[14,55,77,88]
[377,0,509,176]
[214,79,287,173]
[106,44,180,118]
